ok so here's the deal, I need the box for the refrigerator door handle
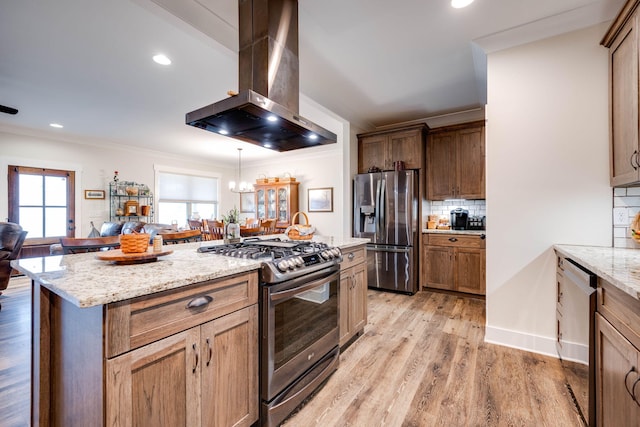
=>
[375,178,382,241]
[379,178,386,240]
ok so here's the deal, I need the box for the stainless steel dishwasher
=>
[556,254,597,426]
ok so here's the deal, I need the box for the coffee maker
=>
[450,208,469,230]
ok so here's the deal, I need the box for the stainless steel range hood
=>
[186,0,337,151]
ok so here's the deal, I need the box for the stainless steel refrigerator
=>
[353,170,419,294]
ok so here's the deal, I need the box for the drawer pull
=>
[448,237,458,242]
[348,253,355,261]
[624,367,637,400]
[633,376,640,406]
[186,295,213,309]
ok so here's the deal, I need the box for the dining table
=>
[239,225,261,237]
[158,229,202,244]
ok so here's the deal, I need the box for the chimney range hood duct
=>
[186,0,337,152]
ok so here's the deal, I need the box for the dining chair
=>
[260,219,277,235]
[208,220,225,240]
[200,219,211,241]
[245,217,259,227]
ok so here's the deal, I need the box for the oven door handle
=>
[270,272,337,302]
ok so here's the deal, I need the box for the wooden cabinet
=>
[427,121,485,200]
[339,245,367,348]
[422,233,485,295]
[33,272,259,427]
[596,278,640,426]
[602,2,640,186]
[107,305,258,427]
[357,124,427,173]
[254,181,299,225]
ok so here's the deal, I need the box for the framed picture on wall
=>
[84,190,105,199]
[124,200,139,216]
[240,192,255,213]
[308,187,333,212]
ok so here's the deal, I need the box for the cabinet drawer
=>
[428,234,485,249]
[597,278,640,351]
[340,247,365,269]
[106,272,258,357]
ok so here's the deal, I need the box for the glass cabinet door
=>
[267,189,276,219]
[256,189,265,219]
[277,188,288,221]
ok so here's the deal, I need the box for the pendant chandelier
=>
[229,148,254,193]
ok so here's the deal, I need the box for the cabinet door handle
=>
[449,237,458,242]
[206,338,213,366]
[192,343,199,373]
[632,151,639,170]
[348,252,355,261]
[624,366,637,400]
[186,295,213,309]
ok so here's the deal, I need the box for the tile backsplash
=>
[613,187,640,248]
[423,199,486,226]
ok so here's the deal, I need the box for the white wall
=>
[486,23,612,357]
[0,127,233,236]
[0,95,354,238]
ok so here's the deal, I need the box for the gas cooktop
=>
[198,238,342,284]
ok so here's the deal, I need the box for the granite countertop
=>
[11,234,370,308]
[554,244,640,300]
[422,229,486,236]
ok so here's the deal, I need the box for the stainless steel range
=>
[198,238,342,426]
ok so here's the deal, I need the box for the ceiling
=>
[0,0,625,165]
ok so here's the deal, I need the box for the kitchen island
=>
[12,235,368,427]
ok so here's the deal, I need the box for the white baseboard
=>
[484,325,561,360]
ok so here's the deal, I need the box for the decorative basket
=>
[286,212,315,240]
[125,186,139,196]
[631,212,640,243]
[256,174,268,184]
[120,233,150,253]
[267,177,280,183]
[280,172,296,183]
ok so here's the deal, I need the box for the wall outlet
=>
[613,207,628,226]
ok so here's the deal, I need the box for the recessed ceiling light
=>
[266,115,278,122]
[49,123,63,128]
[451,0,474,8]
[308,134,318,141]
[264,143,272,148]
[152,54,171,65]
[218,129,229,135]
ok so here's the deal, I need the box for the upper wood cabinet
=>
[602,1,640,186]
[358,124,427,173]
[254,181,299,225]
[427,121,485,200]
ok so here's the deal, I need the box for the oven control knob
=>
[277,260,292,271]
[321,250,332,260]
[331,248,341,257]
[293,256,304,267]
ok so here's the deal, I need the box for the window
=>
[8,165,75,244]
[157,171,219,228]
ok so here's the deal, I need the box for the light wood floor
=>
[284,290,584,427]
[1,278,583,427]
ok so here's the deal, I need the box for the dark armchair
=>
[0,222,28,309]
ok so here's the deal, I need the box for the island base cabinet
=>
[595,313,640,427]
[106,329,202,427]
[107,305,258,427]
